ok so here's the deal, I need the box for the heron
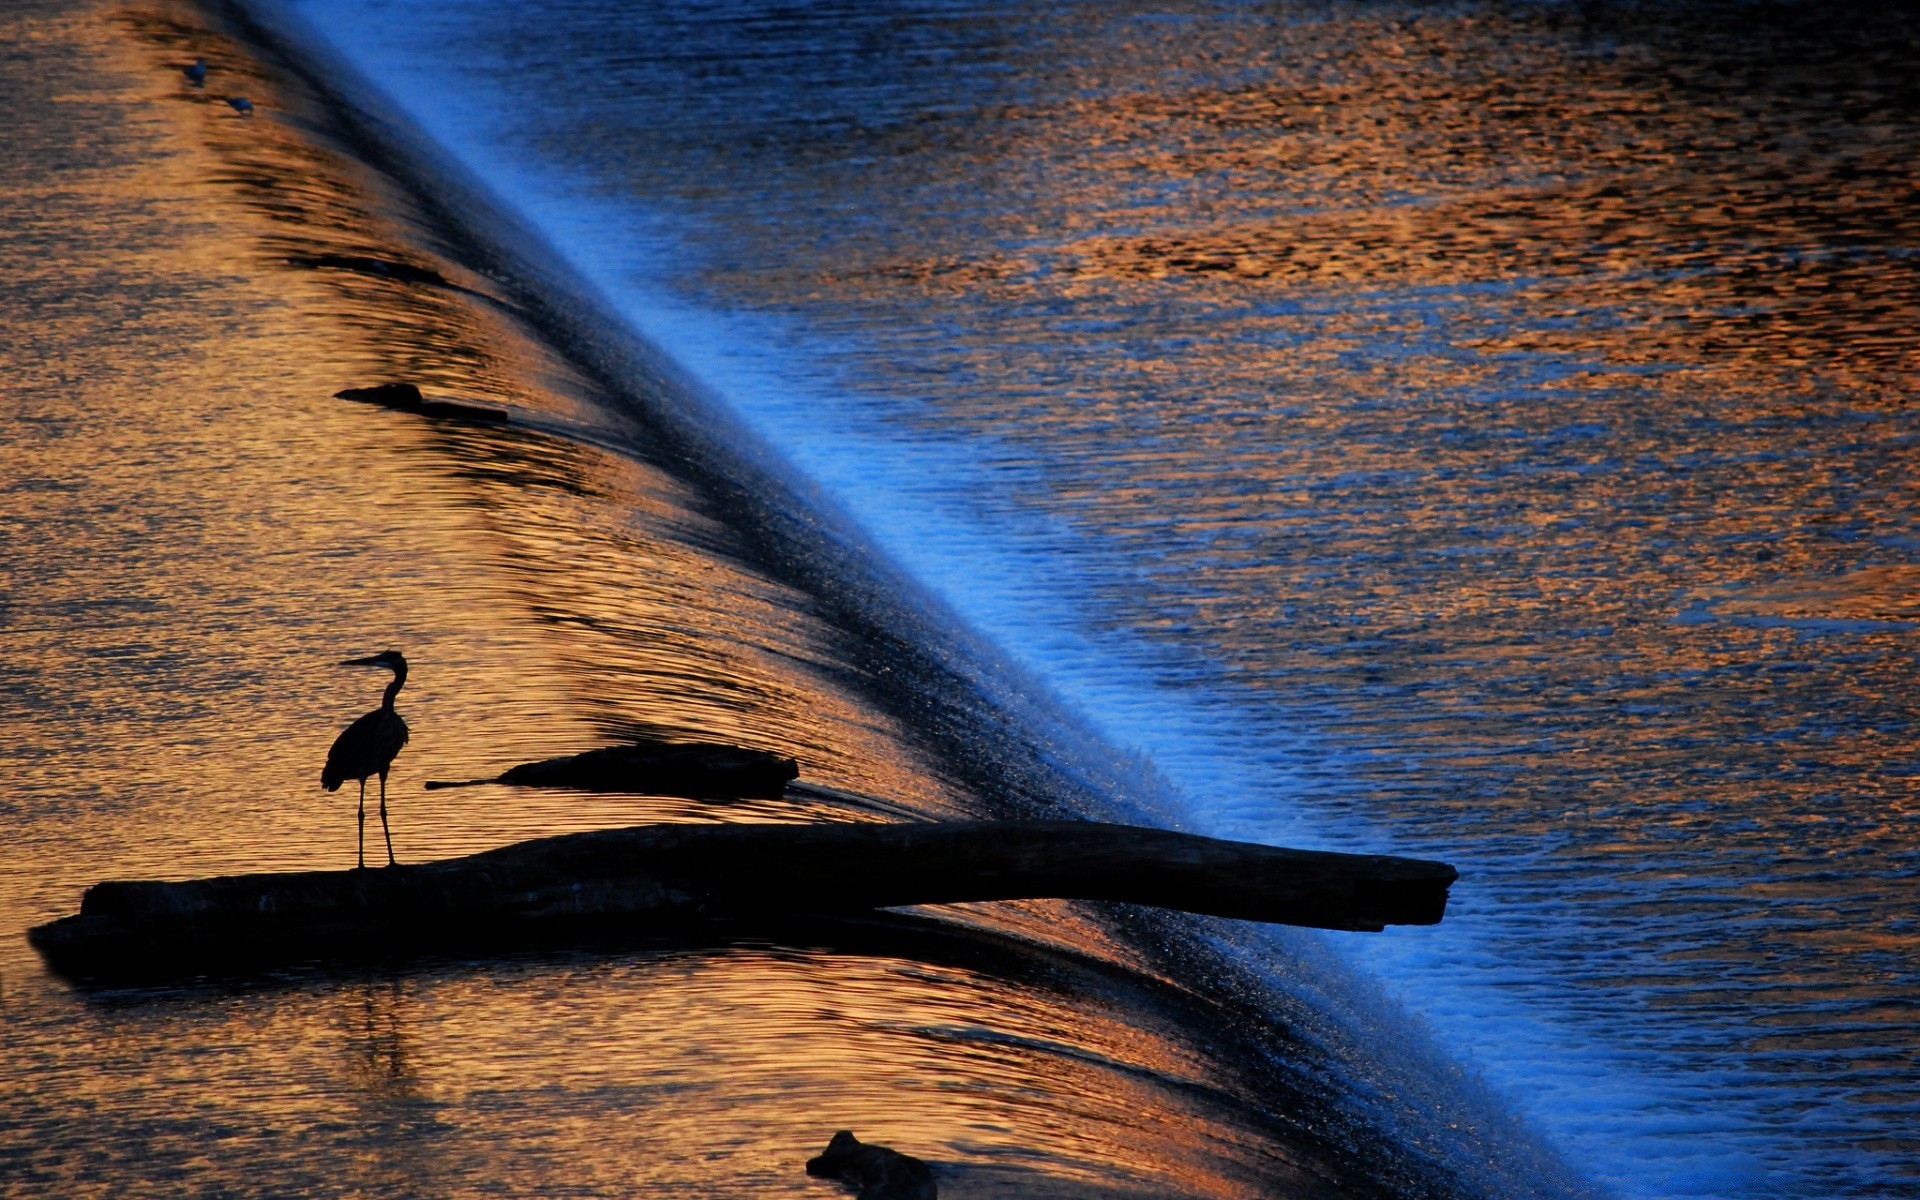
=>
[322,650,410,868]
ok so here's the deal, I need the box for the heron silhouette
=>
[322,650,410,868]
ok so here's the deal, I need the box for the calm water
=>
[1,1,1582,1197]
[269,0,1920,1196]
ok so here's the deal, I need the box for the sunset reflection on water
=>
[0,3,1471,1198]
[286,0,1920,1189]
[9,0,1920,1193]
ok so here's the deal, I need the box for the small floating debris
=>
[807,1131,936,1200]
[334,382,509,424]
[26,820,1458,982]
[226,96,254,116]
[292,254,448,287]
[183,58,206,86]
[426,739,800,799]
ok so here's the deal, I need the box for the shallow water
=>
[268,0,1920,1196]
[0,2,1588,1197]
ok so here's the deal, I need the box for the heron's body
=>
[323,708,409,792]
[322,650,409,867]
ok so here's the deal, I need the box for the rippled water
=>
[266,0,1920,1196]
[0,2,1589,1197]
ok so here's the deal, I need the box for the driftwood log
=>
[807,1131,937,1200]
[27,821,1456,983]
[425,740,800,799]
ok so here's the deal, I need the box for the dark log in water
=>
[425,740,800,799]
[26,821,1456,983]
[335,382,508,423]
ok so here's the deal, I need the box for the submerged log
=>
[26,821,1456,983]
[335,382,508,424]
[425,739,800,799]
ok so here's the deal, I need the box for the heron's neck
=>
[382,665,406,709]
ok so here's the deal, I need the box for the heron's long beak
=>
[339,654,388,667]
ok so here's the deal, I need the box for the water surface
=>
[275,0,1920,1195]
[1,2,1580,1197]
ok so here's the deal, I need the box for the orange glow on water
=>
[0,6,1353,1197]
[9,0,1918,1193]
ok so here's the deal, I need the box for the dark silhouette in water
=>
[183,58,206,86]
[26,822,1457,983]
[335,382,509,424]
[323,650,410,868]
[806,1131,937,1200]
[424,738,797,797]
[226,95,253,116]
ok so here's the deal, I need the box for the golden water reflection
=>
[14,941,1299,1199]
[398,0,1920,1184]
[0,4,1378,1198]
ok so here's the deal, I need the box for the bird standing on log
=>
[322,650,410,868]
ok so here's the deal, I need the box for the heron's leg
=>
[379,770,396,867]
[357,778,367,870]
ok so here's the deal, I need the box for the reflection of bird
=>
[183,58,206,86]
[226,96,253,116]
[322,650,411,868]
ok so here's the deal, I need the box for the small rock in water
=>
[226,96,254,116]
[805,1131,936,1200]
[183,58,206,86]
